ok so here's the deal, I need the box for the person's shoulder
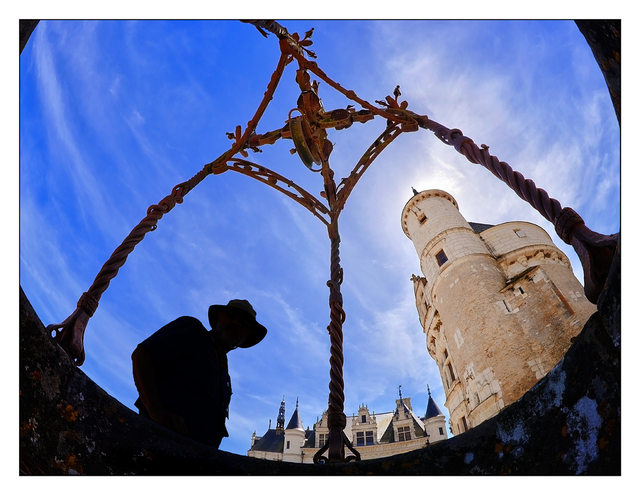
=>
[146,316,208,341]
[139,315,210,359]
[172,315,204,326]
[162,316,207,332]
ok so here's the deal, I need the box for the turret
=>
[422,384,447,443]
[402,189,596,434]
[283,398,306,463]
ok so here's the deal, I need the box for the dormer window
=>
[514,228,526,238]
[361,414,367,423]
[356,431,375,446]
[366,431,374,445]
[398,426,411,441]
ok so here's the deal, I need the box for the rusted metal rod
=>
[226,158,331,226]
[335,124,404,214]
[41,23,617,473]
[415,114,618,304]
[326,228,347,461]
[47,49,293,366]
[312,220,360,464]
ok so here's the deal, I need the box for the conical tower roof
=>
[425,395,443,419]
[425,385,443,419]
[286,398,304,430]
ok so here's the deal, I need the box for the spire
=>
[412,187,419,196]
[276,396,286,433]
[396,385,410,416]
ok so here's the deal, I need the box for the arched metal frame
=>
[46,20,618,463]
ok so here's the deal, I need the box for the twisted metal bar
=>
[326,231,346,457]
[276,39,617,303]
[47,167,210,365]
[242,20,290,39]
[47,48,292,366]
[42,23,617,473]
[415,114,618,303]
[313,225,360,463]
[242,20,312,58]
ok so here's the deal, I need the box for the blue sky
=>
[18,19,620,459]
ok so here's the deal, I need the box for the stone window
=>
[398,426,411,441]
[318,433,327,447]
[436,249,448,266]
[447,362,456,383]
[356,431,375,446]
[361,414,367,423]
[439,427,444,436]
[366,431,374,445]
[461,416,469,433]
[286,440,290,449]
[413,207,427,225]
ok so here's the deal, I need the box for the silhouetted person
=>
[132,299,267,449]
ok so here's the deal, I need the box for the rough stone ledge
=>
[19,239,620,475]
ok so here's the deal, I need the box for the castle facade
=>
[248,389,447,463]
[401,189,596,435]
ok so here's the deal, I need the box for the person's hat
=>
[208,299,267,348]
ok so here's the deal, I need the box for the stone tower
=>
[401,189,596,435]
[282,398,306,463]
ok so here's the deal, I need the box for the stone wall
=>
[18,238,620,473]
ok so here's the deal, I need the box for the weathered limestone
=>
[402,190,597,434]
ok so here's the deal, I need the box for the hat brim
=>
[208,305,267,348]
